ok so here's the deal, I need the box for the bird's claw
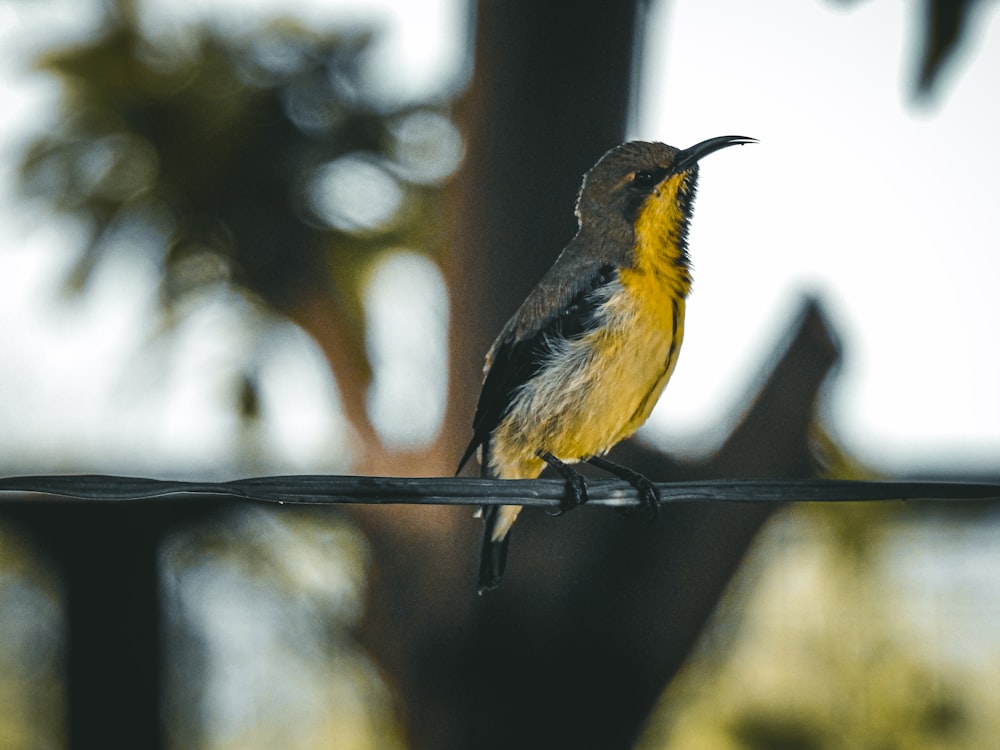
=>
[587,455,661,520]
[616,476,660,520]
[555,471,589,515]
[539,451,589,516]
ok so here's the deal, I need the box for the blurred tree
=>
[15,5,462,747]
[20,9,457,461]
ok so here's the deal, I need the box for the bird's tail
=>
[478,505,509,593]
[478,504,521,593]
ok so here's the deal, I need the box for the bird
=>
[457,135,756,592]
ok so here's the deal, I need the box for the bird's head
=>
[575,136,756,268]
[577,136,756,226]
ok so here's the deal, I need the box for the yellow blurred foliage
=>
[638,498,1000,750]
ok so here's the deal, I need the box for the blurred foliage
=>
[637,500,1000,750]
[8,6,463,746]
[833,0,991,97]
[160,505,405,750]
[0,526,64,750]
[636,432,1000,749]
[18,12,460,367]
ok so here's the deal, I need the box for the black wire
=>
[0,474,997,507]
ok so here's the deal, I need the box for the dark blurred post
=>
[60,508,164,750]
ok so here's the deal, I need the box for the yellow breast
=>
[490,278,686,479]
[489,172,693,479]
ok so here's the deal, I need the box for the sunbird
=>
[458,136,756,592]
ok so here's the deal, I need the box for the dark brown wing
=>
[455,263,618,475]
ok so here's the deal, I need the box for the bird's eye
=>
[631,169,663,191]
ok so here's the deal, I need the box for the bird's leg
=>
[538,451,589,515]
[586,455,660,520]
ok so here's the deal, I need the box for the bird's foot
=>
[587,455,660,520]
[538,451,589,515]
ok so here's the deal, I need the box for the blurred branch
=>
[0,474,996,506]
[832,0,993,97]
[914,0,980,95]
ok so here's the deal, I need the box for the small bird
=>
[457,136,756,592]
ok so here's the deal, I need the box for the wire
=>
[0,474,997,507]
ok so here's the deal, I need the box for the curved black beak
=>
[673,135,757,174]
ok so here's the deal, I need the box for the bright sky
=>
[0,0,997,475]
